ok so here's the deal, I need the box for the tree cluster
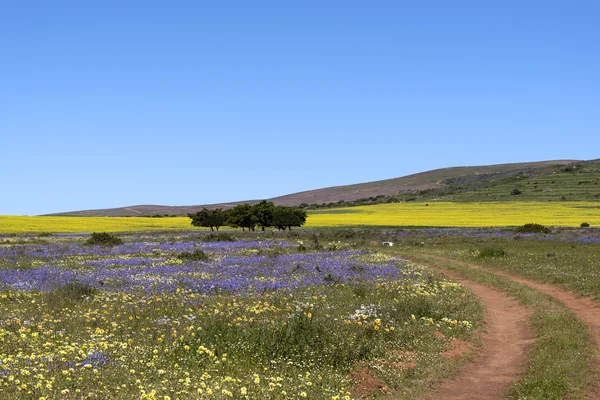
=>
[189,201,307,231]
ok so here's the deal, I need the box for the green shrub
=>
[581,222,590,228]
[516,223,551,234]
[86,232,124,246]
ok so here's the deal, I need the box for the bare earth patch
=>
[433,331,475,359]
[349,364,390,399]
[442,338,475,360]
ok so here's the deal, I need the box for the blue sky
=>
[1,1,599,215]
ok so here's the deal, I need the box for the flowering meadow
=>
[0,233,481,399]
[0,216,191,234]
[307,201,600,227]
[2,201,599,235]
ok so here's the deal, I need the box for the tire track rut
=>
[425,254,600,399]
[418,264,533,400]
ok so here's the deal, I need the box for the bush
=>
[581,222,590,228]
[86,232,123,246]
[177,249,209,261]
[202,232,235,242]
[511,188,522,195]
[516,223,551,234]
[477,247,507,258]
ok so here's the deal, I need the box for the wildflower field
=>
[307,201,600,228]
[0,232,481,399]
[2,201,599,234]
[0,216,191,234]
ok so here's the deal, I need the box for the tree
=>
[253,200,275,231]
[189,208,228,231]
[227,204,258,231]
[269,206,307,230]
[289,208,307,230]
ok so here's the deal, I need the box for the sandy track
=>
[418,264,533,400]
[425,255,600,399]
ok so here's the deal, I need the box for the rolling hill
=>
[395,158,600,203]
[47,159,597,217]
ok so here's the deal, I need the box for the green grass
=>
[407,238,600,301]
[476,246,507,258]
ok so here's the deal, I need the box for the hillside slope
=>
[271,160,578,206]
[398,159,600,203]
[47,159,581,216]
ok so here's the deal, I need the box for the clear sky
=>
[1,1,599,215]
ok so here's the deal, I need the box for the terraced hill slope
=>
[399,159,600,203]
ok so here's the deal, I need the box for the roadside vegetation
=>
[377,226,600,301]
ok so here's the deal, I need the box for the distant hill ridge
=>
[48,159,598,217]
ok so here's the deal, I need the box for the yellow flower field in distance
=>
[1,201,599,233]
[0,216,192,234]
[306,202,600,228]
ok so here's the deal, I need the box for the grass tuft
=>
[477,247,507,258]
